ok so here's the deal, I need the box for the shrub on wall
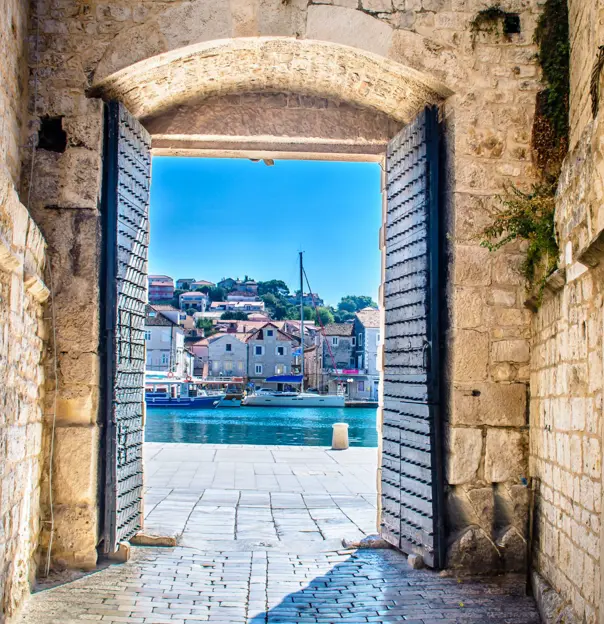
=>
[480,0,569,303]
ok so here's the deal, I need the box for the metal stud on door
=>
[380,106,445,568]
[101,101,151,553]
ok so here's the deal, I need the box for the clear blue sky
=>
[148,157,382,307]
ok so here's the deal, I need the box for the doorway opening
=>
[100,98,445,570]
[142,154,383,547]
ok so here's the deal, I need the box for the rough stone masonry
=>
[1,0,601,622]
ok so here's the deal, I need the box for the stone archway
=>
[26,0,540,578]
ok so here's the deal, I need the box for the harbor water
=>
[145,406,378,447]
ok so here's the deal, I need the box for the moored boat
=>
[242,389,345,408]
[145,373,224,408]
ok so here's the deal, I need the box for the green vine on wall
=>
[479,0,569,304]
[481,183,558,300]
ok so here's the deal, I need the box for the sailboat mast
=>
[299,251,304,389]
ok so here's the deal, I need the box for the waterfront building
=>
[207,333,248,377]
[351,307,382,401]
[144,305,186,375]
[246,323,298,388]
[148,274,174,303]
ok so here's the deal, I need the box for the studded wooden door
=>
[101,101,151,553]
[380,106,445,569]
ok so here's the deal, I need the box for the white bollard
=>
[332,423,349,450]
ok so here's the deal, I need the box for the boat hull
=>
[145,395,223,408]
[242,394,345,408]
[215,397,242,408]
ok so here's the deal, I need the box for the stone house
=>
[207,333,248,378]
[217,277,237,291]
[4,0,604,622]
[351,308,381,401]
[322,323,355,370]
[175,278,195,290]
[144,305,186,376]
[246,323,297,386]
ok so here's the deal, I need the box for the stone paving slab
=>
[18,546,541,624]
[143,444,378,546]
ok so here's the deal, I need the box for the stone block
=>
[307,5,393,57]
[496,527,527,572]
[447,527,500,573]
[492,254,525,286]
[454,288,483,328]
[44,503,98,571]
[54,386,99,426]
[29,148,102,211]
[451,383,527,427]
[407,553,424,569]
[467,486,495,533]
[484,429,528,483]
[52,424,100,506]
[487,289,517,307]
[451,329,489,382]
[492,339,530,363]
[446,427,482,485]
[453,245,491,286]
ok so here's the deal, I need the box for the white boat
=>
[243,252,346,409]
[243,389,345,408]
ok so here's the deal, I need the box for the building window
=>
[224,361,233,372]
[226,343,232,352]
[255,345,263,356]
[377,333,381,345]
[331,337,339,346]
[358,381,365,392]
[267,329,274,337]
[275,364,286,375]
[161,353,169,365]
[359,334,364,346]
[276,346,285,356]
[255,364,263,375]
[144,331,151,340]
[352,336,356,347]
[212,361,219,372]
[236,361,244,372]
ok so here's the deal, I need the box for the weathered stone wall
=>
[24,0,542,575]
[0,0,49,620]
[147,91,402,159]
[529,2,604,622]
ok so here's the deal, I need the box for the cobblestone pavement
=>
[18,444,540,623]
[144,444,377,545]
[19,546,541,624]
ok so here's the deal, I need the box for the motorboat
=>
[145,372,224,408]
[242,387,345,408]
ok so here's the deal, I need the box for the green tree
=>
[285,305,317,321]
[207,286,226,302]
[196,317,216,336]
[186,307,197,317]
[315,306,334,326]
[338,295,377,312]
[333,309,355,323]
[221,311,249,320]
[258,280,290,297]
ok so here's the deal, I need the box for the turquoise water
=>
[145,406,378,447]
